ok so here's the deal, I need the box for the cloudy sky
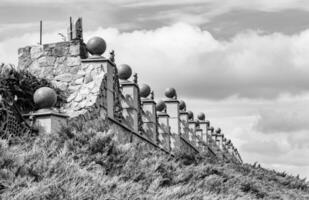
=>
[1,0,309,178]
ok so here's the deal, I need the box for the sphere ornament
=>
[139,84,151,98]
[187,111,194,120]
[156,100,166,111]
[216,128,221,134]
[165,87,176,99]
[197,112,205,121]
[118,64,132,80]
[209,126,214,132]
[195,120,200,127]
[179,100,186,111]
[86,36,107,56]
[33,87,57,109]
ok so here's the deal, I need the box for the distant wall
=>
[16,40,239,162]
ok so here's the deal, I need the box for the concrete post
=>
[188,120,196,146]
[179,111,189,140]
[141,97,157,143]
[195,124,203,151]
[23,87,68,135]
[199,120,210,145]
[81,58,116,119]
[157,110,171,152]
[120,80,139,132]
[24,110,68,134]
[164,88,181,154]
[118,64,140,133]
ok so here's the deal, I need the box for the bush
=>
[0,120,309,199]
[0,63,66,113]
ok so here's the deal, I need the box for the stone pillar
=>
[118,64,139,132]
[23,87,68,134]
[164,88,180,153]
[156,100,170,152]
[215,128,224,151]
[195,123,203,151]
[226,141,235,160]
[179,111,189,140]
[226,140,239,162]
[209,127,220,153]
[187,111,195,145]
[195,120,203,141]
[25,111,68,134]
[81,58,115,119]
[179,100,189,140]
[222,137,228,153]
[235,149,242,163]
[197,113,210,146]
[140,84,157,143]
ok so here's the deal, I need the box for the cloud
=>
[254,108,309,134]
[3,0,309,39]
[242,140,289,156]
[83,23,309,99]
[3,23,309,100]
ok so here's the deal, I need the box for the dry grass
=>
[0,125,309,200]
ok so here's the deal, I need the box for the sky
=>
[1,0,309,178]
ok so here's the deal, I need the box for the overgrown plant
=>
[0,63,66,113]
[0,121,308,199]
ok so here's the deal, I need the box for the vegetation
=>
[0,123,308,200]
[0,63,65,113]
[1,64,309,199]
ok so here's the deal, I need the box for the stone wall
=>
[16,39,241,163]
[18,40,86,82]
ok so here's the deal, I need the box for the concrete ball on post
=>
[179,100,186,111]
[209,126,214,132]
[86,36,106,56]
[139,84,151,98]
[164,87,176,99]
[118,64,132,80]
[216,128,221,134]
[156,100,166,112]
[187,111,194,120]
[33,87,57,109]
[197,112,205,121]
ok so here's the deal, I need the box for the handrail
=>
[108,117,172,156]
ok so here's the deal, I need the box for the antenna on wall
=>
[69,16,73,40]
[39,20,43,45]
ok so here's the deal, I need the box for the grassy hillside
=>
[1,123,309,200]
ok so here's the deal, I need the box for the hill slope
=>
[1,125,309,200]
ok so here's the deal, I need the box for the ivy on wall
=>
[0,63,66,113]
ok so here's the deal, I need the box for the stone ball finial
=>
[195,120,200,127]
[216,128,221,134]
[209,126,214,132]
[33,87,57,109]
[86,36,106,56]
[187,111,194,120]
[197,112,205,121]
[156,100,166,112]
[118,64,132,80]
[139,84,151,98]
[164,87,176,99]
[179,100,186,111]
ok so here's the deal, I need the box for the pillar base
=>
[23,109,68,134]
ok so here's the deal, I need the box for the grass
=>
[0,124,309,200]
